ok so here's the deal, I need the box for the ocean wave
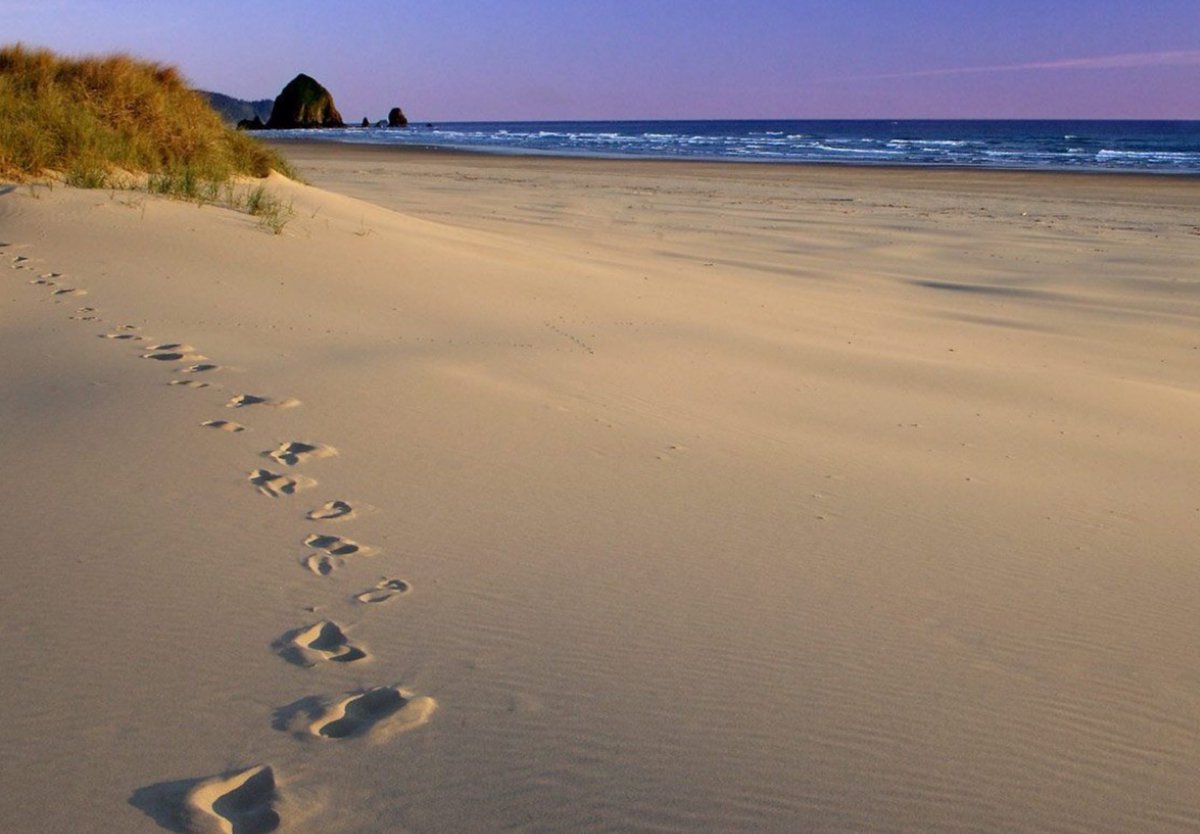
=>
[887,139,970,147]
[1096,149,1196,160]
[258,121,1200,172]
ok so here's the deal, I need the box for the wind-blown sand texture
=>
[2,147,1199,833]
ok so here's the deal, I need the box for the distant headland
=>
[203,73,407,131]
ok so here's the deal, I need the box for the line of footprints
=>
[8,246,434,834]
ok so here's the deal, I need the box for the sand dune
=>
[2,150,1199,833]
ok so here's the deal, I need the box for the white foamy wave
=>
[1096,149,1196,161]
[254,122,1200,172]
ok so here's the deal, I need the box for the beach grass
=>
[0,44,294,194]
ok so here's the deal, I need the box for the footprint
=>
[227,393,301,409]
[100,332,142,340]
[303,553,340,576]
[306,500,355,522]
[51,286,87,297]
[169,379,210,389]
[184,765,280,834]
[354,578,410,604]
[202,419,246,432]
[305,533,365,557]
[265,441,336,467]
[274,621,368,667]
[180,363,220,374]
[143,344,207,362]
[301,533,367,576]
[250,468,316,498]
[308,687,436,740]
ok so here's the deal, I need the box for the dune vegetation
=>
[0,45,293,193]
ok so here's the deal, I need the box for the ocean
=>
[262,119,1200,174]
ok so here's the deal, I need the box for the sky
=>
[5,0,1199,121]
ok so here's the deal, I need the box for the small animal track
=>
[250,468,316,498]
[307,687,436,740]
[202,419,246,432]
[306,500,355,521]
[274,620,368,667]
[354,578,411,604]
[265,441,336,467]
[227,393,301,409]
[184,764,280,834]
[544,321,595,354]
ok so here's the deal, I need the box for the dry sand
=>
[2,146,1199,833]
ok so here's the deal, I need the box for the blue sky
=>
[5,0,1199,120]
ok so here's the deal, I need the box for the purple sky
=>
[6,0,1199,120]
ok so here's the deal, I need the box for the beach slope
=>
[2,154,1199,833]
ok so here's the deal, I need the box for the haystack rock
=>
[265,73,344,129]
[388,107,408,127]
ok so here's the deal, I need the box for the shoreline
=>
[260,126,1200,179]
[265,136,1200,194]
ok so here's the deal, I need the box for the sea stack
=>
[388,107,408,127]
[265,73,345,129]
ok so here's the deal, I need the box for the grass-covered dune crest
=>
[0,44,292,186]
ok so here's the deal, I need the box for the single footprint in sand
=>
[308,686,436,740]
[169,379,210,389]
[70,307,100,321]
[354,578,410,604]
[301,533,367,576]
[202,419,246,432]
[306,500,355,521]
[142,343,207,362]
[227,393,301,409]
[184,764,280,834]
[265,441,336,467]
[180,363,220,374]
[250,468,316,498]
[100,332,142,340]
[274,621,368,667]
[306,533,366,556]
[303,552,340,576]
[51,286,87,297]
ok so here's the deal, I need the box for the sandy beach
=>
[3,146,1199,833]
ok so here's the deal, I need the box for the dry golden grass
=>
[0,44,293,190]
